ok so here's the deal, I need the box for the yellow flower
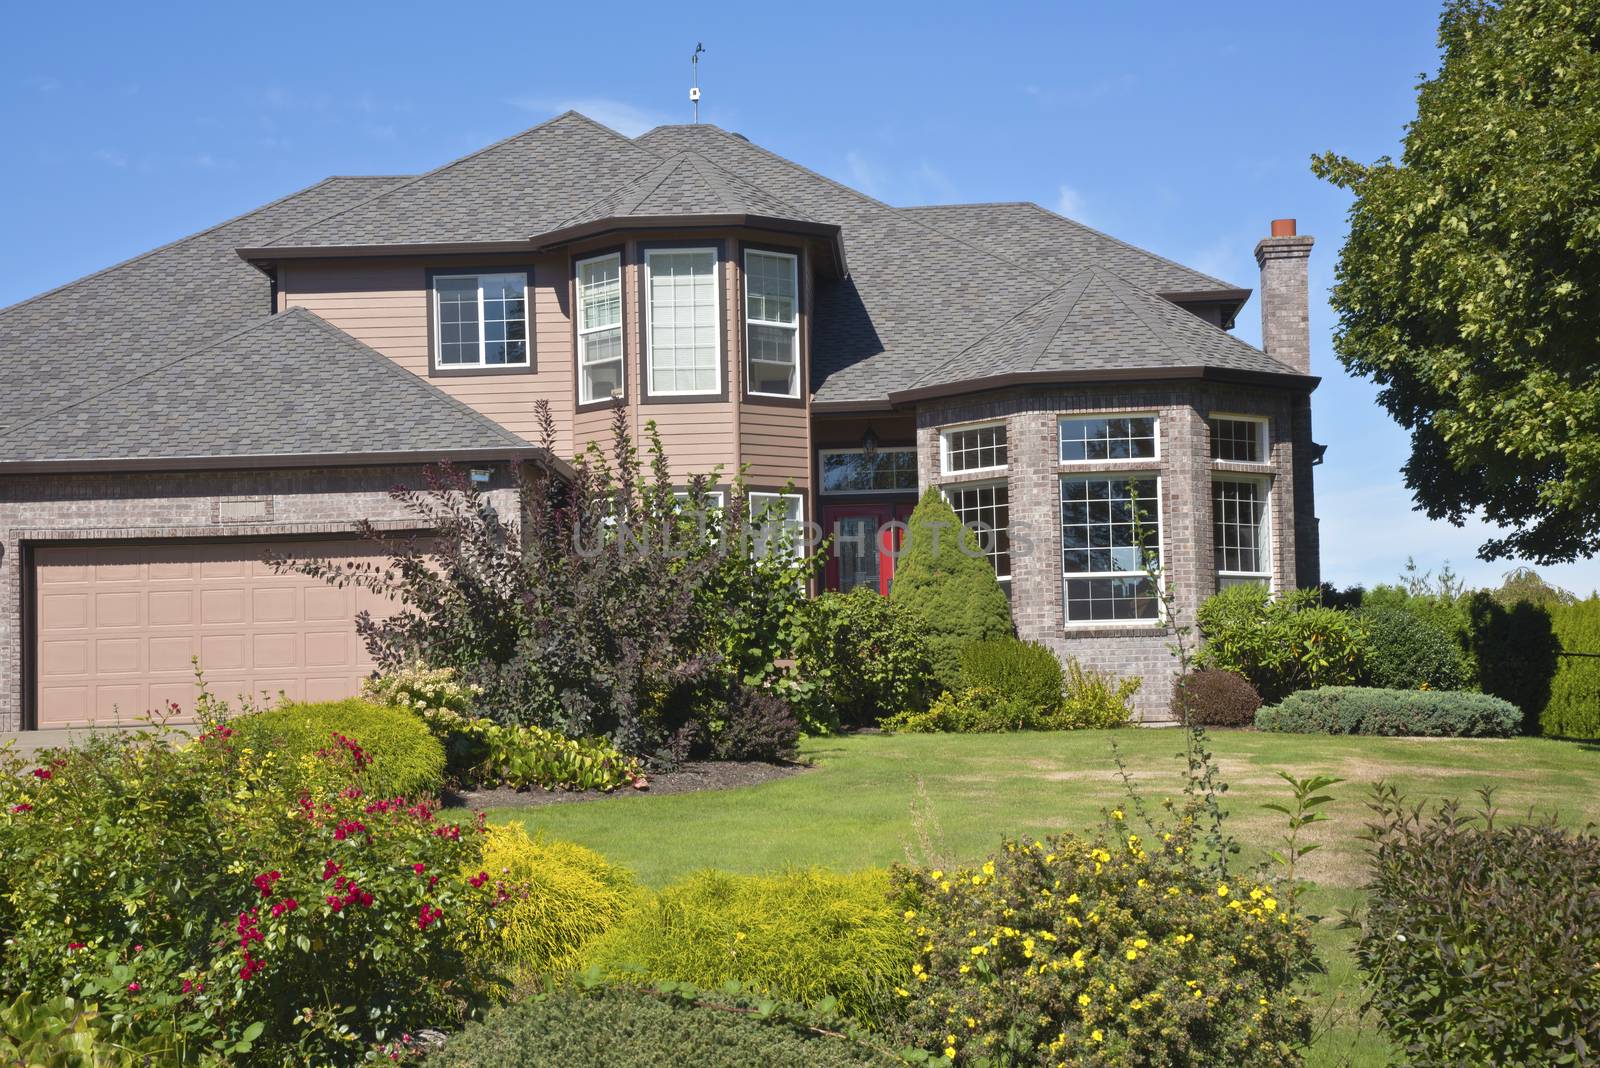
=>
[931,870,944,881]
[1091,1029,1104,1042]
[944,1047,956,1059]
[1216,884,1231,898]
[734,931,746,941]
[904,909,917,919]
[1111,808,1125,820]
[1134,938,1148,949]
[1264,897,1278,912]
[965,1016,977,1029]
[1078,993,1091,1007]
[1066,893,1080,905]
[1125,949,1139,960]
[982,860,995,876]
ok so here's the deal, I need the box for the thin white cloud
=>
[843,151,887,199]
[509,97,673,138]
[1055,183,1088,222]
[837,151,960,205]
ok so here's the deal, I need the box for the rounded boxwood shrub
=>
[1170,668,1262,727]
[795,588,935,730]
[582,868,915,1026]
[959,638,1063,714]
[1255,687,1520,737]
[1356,606,1470,691]
[429,984,900,1067]
[468,823,638,980]
[231,698,446,799]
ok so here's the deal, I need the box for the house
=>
[0,111,1319,731]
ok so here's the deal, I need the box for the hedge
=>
[1543,597,1600,738]
[1255,687,1520,737]
[229,698,446,799]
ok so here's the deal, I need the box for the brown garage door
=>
[31,539,397,728]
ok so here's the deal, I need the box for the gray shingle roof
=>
[555,151,819,230]
[900,202,1245,295]
[0,307,533,464]
[0,174,404,443]
[899,267,1296,399]
[257,111,658,248]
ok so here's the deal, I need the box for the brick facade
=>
[917,383,1315,722]
[0,465,519,731]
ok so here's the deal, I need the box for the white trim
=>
[1208,413,1271,465]
[743,248,801,399]
[576,252,625,404]
[817,446,919,495]
[1057,412,1161,465]
[432,271,531,371]
[942,476,1012,580]
[939,420,1009,475]
[1059,471,1166,628]
[748,491,806,561]
[1211,473,1273,587]
[644,247,722,397]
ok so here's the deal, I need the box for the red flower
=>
[413,862,426,874]
[239,952,264,981]
[469,871,489,889]
[333,819,368,841]
[321,859,341,881]
[133,944,143,954]
[10,803,32,813]
[66,942,84,952]
[270,897,299,918]
[31,768,51,781]
[127,982,141,992]
[429,875,439,888]
[417,903,443,931]
[433,824,461,840]
[252,870,282,898]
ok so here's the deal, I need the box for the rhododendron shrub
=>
[0,727,503,1064]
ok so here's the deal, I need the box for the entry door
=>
[820,502,914,596]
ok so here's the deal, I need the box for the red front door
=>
[820,502,915,595]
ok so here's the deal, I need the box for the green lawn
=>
[491,729,1600,1067]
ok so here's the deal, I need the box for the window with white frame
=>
[1210,416,1268,463]
[941,423,1007,474]
[749,491,806,560]
[744,249,799,397]
[1059,415,1158,462]
[645,248,720,395]
[576,253,624,402]
[945,481,1011,579]
[1213,477,1271,588]
[1060,475,1161,622]
[819,448,918,494]
[433,272,529,368]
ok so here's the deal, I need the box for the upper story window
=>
[1059,415,1158,463]
[820,447,918,494]
[645,248,721,396]
[941,422,1007,474]
[433,272,529,369]
[1211,416,1269,463]
[576,253,624,404]
[744,249,800,398]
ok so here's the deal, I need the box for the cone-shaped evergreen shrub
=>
[890,486,1012,687]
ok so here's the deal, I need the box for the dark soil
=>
[442,759,811,810]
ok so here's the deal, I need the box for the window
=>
[433,272,529,369]
[645,248,720,395]
[749,492,806,560]
[745,249,799,397]
[1059,415,1158,462]
[946,481,1011,579]
[1060,475,1161,623]
[1214,477,1271,587]
[941,423,1007,474]
[819,448,918,494]
[1211,416,1268,463]
[577,253,624,403]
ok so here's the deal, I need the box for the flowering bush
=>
[363,662,483,732]
[0,725,503,1064]
[229,697,446,799]
[890,824,1316,1065]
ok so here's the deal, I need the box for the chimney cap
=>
[1270,218,1297,237]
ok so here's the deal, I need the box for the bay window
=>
[744,249,799,397]
[1059,414,1158,462]
[941,422,1007,474]
[645,248,721,396]
[1214,477,1271,588]
[946,481,1011,579]
[1060,475,1161,623]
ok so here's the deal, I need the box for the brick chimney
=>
[1253,219,1314,374]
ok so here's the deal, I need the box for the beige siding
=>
[741,404,810,488]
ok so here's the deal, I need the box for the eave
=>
[878,366,1320,407]
[0,446,573,480]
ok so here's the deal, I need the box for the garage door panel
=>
[32,539,393,729]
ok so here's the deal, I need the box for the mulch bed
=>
[442,759,811,810]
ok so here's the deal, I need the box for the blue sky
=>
[3,0,1593,594]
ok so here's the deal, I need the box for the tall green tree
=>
[890,486,1013,687]
[1313,0,1600,563]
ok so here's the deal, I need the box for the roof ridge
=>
[909,272,1089,389]
[618,153,691,214]
[692,151,816,221]
[1089,263,1297,370]
[0,311,297,441]
[1089,267,1189,365]
[261,110,657,247]
[1028,271,1093,371]
[0,176,371,319]
[684,152,746,213]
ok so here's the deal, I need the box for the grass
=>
[491,729,1600,1066]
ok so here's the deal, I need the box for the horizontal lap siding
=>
[283,258,573,455]
[741,405,810,488]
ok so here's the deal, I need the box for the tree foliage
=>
[1312,0,1600,562]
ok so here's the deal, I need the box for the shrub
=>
[709,684,800,762]
[892,830,1317,1065]
[1468,591,1559,727]
[890,486,1013,688]
[794,588,934,730]
[1255,687,1520,737]
[468,823,637,979]
[880,686,1043,733]
[582,868,915,1026]
[1538,595,1600,738]
[429,984,900,1067]
[0,725,500,1065]
[229,697,445,799]
[1356,787,1600,1065]
[1171,669,1261,727]
[1197,585,1368,701]
[364,663,487,781]
[1354,606,1470,691]
[960,638,1063,714]
[1058,659,1139,729]
[468,721,642,791]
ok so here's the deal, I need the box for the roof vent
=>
[730,132,749,142]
